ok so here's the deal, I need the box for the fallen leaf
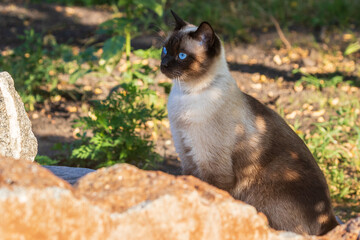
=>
[260,74,267,82]
[286,110,299,119]
[251,83,262,90]
[51,95,61,102]
[83,85,92,91]
[249,59,258,65]
[88,111,97,121]
[331,98,339,106]
[162,120,170,128]
[317,117,325,123]
[73,128,81,139]
[65,7,75,16]
[94,88,103,95]
[55,6,62,12]
[312,109,325,117]
[226,55,235,62]
[251,73,261,82]
[32,113,39,119]
[118,64,127,72]
[273,55,282,65]
[342,33,354,42]
[294,84,303,92]
[146,121,154,128]
[66,106,77,113]
[282,56,290,64]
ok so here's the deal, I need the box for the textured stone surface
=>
[0,156,72,190]
[82,164,312,240]
[0,156,116,239]
[76,164,234,212]
[0,71,37,161]
[0,156,358,240]
[77,164,311,240]
[320,217,360,240]
[43,165,95,185]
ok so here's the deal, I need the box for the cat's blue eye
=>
[179,52,187,60]
[163,47,167,55]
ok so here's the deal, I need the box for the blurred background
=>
[0,0,359,221]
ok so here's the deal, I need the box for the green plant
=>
[0,30,74,110]
[35,155,60,165]
[69,0,165,85]
[294,70,345,90]
[64,0,167,169]
[94,0,164,74]
[69,83,165,169]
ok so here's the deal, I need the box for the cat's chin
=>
[160,69,183,80]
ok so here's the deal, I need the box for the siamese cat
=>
[161,11,338,235]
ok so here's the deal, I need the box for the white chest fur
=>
[167,74,245,175]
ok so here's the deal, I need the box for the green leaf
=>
[133,70,153,84]
[133,0,163,16]
[97,18,130,35]
[133,47,161,59]
[69,69,92,84]
[339,186,350,198]
[102,36,126,61]
[344,41,360,55]
[117,0,130,8]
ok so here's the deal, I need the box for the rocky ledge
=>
[0,156,359,240]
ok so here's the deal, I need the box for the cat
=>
[161,11,338,235]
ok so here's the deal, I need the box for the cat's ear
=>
[171,10,187,30]
[190,22,215,47]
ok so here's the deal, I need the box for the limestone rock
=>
[321,217,360,240]
[76,164,234,213]
[43,165,95,185]
[1,156,358,240]
[0,156,116,239]
[77,164,311,240]
[0,156,72,190]
[0,71,37,161]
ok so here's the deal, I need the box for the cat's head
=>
[160,11,221,81]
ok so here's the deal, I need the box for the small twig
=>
[269,15,292,49]
[252,3,292,49]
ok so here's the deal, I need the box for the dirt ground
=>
[1,0,359,219]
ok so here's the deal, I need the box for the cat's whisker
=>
[175,77,182,92]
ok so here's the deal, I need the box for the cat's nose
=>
[161,57,171,67]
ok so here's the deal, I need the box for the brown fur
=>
[163,12,338,236]
[230,94,338,235]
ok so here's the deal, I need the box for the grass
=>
[284,84,360,220]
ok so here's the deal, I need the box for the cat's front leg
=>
[180,153,200,178]
[197,160,236,191]
[171,127,200,178]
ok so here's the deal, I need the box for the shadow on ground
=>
[0,2,108,50]
[229,62,360,86]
